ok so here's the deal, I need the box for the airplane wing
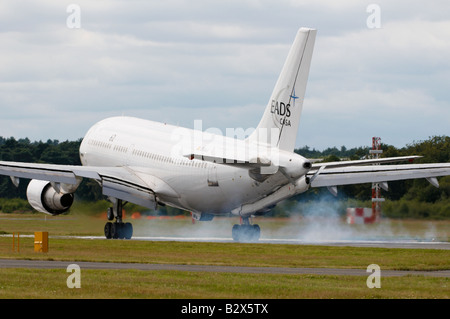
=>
[308,162,450,188]
[0,161,158,209]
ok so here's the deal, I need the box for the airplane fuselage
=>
[79,116,299,216]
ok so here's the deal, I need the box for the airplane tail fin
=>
[248,28,316,152]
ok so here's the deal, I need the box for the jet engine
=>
[294,176,310,194]
[26,179,74,215]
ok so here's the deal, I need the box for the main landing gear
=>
[104,198,133,239]
[232,217,260,242]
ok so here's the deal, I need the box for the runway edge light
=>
[34,231,48,253]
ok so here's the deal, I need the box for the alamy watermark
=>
[67,264,81,288]
[66,4,81,29]
[169,120,284,174]
[366,264,381,288]
[366,4,381,29]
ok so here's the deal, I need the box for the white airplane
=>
[1,28,449,241]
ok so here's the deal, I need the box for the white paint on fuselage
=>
[79,117,289,215]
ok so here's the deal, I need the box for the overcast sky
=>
[0,0,449,150]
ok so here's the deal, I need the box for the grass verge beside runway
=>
[0,267,448,298]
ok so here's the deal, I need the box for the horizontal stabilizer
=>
[309,163,450,188]
[184,152,272,168]
[311,156,422,170]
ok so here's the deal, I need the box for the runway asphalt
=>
[49,235,450,250]
[2,233,450,249]
[1,258,449,277]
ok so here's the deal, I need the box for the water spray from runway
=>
[262,197,441,243]
[132,196,442,243]
[132,214,235,240]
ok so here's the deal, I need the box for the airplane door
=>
[207,165,219,187]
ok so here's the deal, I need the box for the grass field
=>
[1,268,448,299]
[0,212,449,299]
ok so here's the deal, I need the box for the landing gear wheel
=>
[232,224,241,242]
[124,222,133,240]
[231,223,260,242]
[104,222,112,239]
[105,222,133,240]
[104,199,134,239]
[111,222,120,239]
[251,224,260,242]
[107,207,114,221]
